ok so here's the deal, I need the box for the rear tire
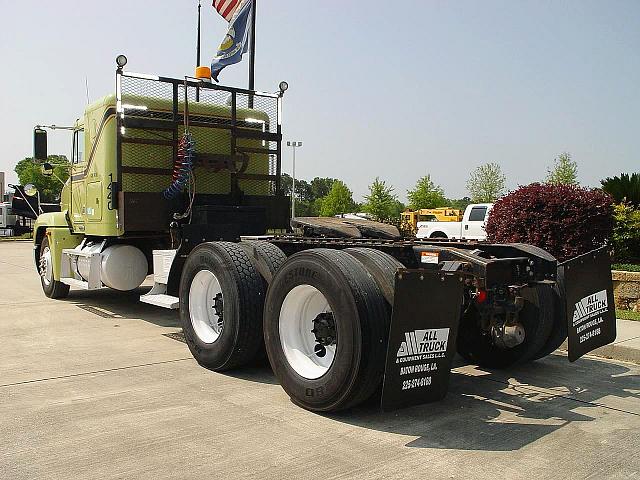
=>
[264,249,388,412]
[179,242,265,371]
[343,247,403,305]
[457,284,555,368]
[240,240,287,284]
[240,240,287,364]
[533,273,568,360]
[39,237,69,299]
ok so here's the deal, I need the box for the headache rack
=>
[114,68,288,234]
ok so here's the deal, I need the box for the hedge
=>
[485,183,613,262]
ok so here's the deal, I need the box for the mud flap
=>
[381,270,464,411]
[560,247,617,362]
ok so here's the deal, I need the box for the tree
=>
[448,196,472,210]
[363,177,399,220]
[14,155,69,202]
[466,162,506,202]
[310,177,337,200]
[281,174,315,216]
[281,173,293,195]
[281,173,311,201]
[319,180,356,216]
[546,152,578,185]
[601,173,640,207]
[406,175,447,210]
[392,199,406,216]
[610,203,640,263]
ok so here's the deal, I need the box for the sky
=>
[1,0,638,202]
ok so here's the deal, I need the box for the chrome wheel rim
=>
[40,246,53,287]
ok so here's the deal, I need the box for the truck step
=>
[60,277,96,290]
[139,293,179,309]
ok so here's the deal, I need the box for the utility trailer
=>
[32,57,617,412]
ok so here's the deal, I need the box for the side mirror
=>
[24,184,38,197]
[34,128,47,161]
[41,162,54,177]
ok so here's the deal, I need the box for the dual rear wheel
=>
[179,242,266,371]
[180,241,564,412]
[264,249,390,411]
[180,244,395,411]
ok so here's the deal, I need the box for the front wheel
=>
[39,236,69,299]
[264,249,388,412]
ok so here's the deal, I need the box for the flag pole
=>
[248,0,256,106]
[197,0,201,67]
[196,0,201,101]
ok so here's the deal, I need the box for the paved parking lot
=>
[1,241,639,479]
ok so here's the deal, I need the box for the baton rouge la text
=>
[400,362,438,376]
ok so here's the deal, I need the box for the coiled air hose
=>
[163,133,195,200]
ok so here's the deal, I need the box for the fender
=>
[33,211,83,280]
[34,211,70,233]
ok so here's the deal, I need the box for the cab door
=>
[463,205,489,239]
[70,129,87,231]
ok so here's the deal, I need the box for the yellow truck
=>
[29,56,618,412]
[401,208,462,235]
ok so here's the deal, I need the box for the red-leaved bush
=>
[485,183,613,262]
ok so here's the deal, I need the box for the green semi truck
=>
[31,56,617,412]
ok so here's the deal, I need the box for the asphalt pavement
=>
[1,241,639,480]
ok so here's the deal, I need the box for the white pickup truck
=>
[416,203,493,240]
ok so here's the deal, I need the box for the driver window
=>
[73,130,85,164]
[468,206,487,222]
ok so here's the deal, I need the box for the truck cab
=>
[0,203,18,236]
[416,203,493,240]
[31,56,289,299]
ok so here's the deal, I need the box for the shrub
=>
[612,263,640,272]
[485,183,613,262]
[611,203,640,263]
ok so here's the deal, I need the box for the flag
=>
[213,0,243,21]
[211,0,252,81]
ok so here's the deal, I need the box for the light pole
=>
[286,141,302,219]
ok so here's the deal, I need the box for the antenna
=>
[84,77,90,105]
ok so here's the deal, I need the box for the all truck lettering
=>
[396,328,449,363]
[572,290,608,326]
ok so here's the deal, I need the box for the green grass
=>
[612,263,640,272]
[617,309,640,321]
[0,232,32,242]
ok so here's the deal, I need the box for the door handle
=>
[465,225,469,230]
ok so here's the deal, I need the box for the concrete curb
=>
[559,341,640,365]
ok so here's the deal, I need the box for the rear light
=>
[476,289,488,304]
